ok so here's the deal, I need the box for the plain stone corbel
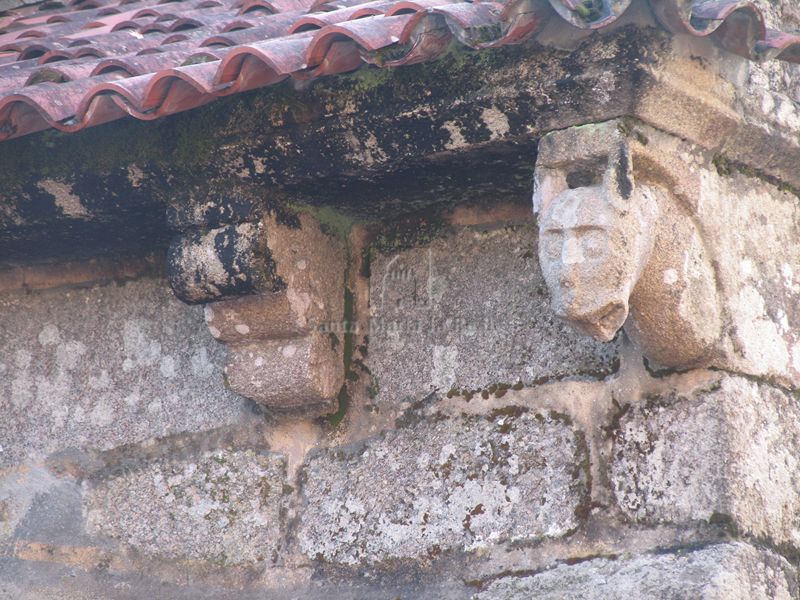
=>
[533,119,723,369]
[167,192,346,413]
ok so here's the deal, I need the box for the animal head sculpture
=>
[533,121,722,367]
[534,126,659,342]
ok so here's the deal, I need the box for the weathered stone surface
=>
[0,466,85,546]
[533,121,800,385]
[296,408,588,565]
[166,186,266,231]
[0,555,473,600]
[204,212,346,410]
[167,222,280,304]
[0,277,254,469]
[611,376,800,547]
[701,171,800,387]
[534,122,720,364]
[204,212,346,343]
[368,223,620,403]
[224,334,341,411]
[85,449,287,565]
[474,542,798,600]
[205,293,301,342]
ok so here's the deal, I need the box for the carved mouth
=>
[561,301,628,342]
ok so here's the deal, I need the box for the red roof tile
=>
[0,0,797,141]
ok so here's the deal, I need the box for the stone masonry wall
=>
[2,0,800,593]
[2,161,800,597]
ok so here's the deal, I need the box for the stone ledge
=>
[295,407,589,566]
[611,375,800,550]
[85,448,288,565]
[474,542,798,600]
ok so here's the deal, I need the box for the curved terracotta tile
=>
[25,59,100,84]
[0,58,45,93]
[289,0,393,33]
[0,71,123,141]
[216,31,312,84]
[200,11,304,44]
[547,0,632,30]
[758,29,800,63]
[0,0,798,141]
[238,0,316,14]
[384,0,447,17]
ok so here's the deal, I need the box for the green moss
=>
[0,36,529,189]
[708,511,738,535]
[326,384,350,427]
[360,246,372,279]
[342,287,355,372]
[0,119,165,185]
[573,0,602,20]
[288,203,360,242]
[469,23,504,45]
[712,153,800,200]
[328,331,340,350]
[366,43,414,67]
[712,154,734,177]
[366,385,380,400]
[326,287,356,427]
[336,64,395,96]
[372,208,449,254]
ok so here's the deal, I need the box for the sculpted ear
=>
[533,121,635,216]
[606,142,634,202]
[532,165,568,216]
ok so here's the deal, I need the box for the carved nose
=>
[562,237,584,265]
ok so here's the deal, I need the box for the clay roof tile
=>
[0,0,797,140]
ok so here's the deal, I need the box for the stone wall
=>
[3,3,800,586]
[2,136,800,597]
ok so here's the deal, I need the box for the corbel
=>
[166,187,345,413]
[533,119,723,369]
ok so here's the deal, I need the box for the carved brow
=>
[542,224,608,234]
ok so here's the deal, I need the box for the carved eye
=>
[580,229,608,259]
[541,232,563,260]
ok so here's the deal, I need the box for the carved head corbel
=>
[533,121,722,368]
[534,123,659,342]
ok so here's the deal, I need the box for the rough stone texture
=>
[167,222,278,304]
[702,170,800,388]
[0,557,472,600]
[0,25,657,261]
[0,277,254,469]
[203,212,346,341]
[85,449,287,565]
[533,122,800,385]
[368,223,620,403]
[730,0,800,180]
[296,408,588,565]
[224,334,341,411]
[2,8,800,595]
[205,293,302,342]
[611,376,800,548]
[0,466,85,546]
[203,212,346,410]
[534,122,721,366]
[166,186,266,231]
[474,542,798,600]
